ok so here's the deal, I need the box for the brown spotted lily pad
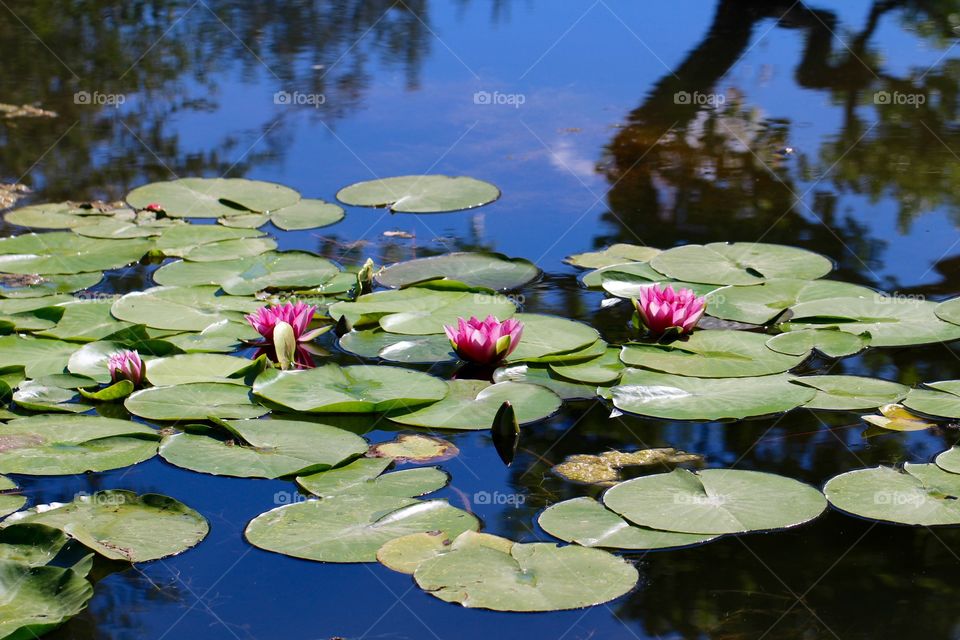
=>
[368,434,459,464]
[552,448,704,486]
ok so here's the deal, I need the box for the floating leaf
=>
[145,353,257,386]
[376,252,538,291]
[862,403,935,432]
[0,415,158,475]
[153,251,340,295]
[5,491,209,561]
[0,475,25,518]
[903,380,960,418]
[0,524,69,565]
[127,178,300,218]
[11,380,89,413]
[179,237,278,262]
[67,339,181,383]
[253,364,447,413]
[935,447,960,474]
[0,336,78,378]
[245,494,479,563]
[77,380,135,402]
[126,383,268,420]
[336,175,499,213]
[389,380,561,430]
[505,314,600,362]
[0,559,93,639]
[5,201,113,229]
[565,244,661,269]
[368,434,460,464]
[650,243,833,285]
[935,297,960,326]
[824,464,960,525]
[548,348,625,384]
[377,530,513,574]
[0,233,151,274]
[492,363,603,400]
[707,279,874,324]
[154,224,266,255]
[159,419,366,478]
[111,286,261,331]
[0,272,102,299]
[766,328,868,358]
[338,329,455,363]
[270,198,345,230]
[552,448,703,486]
[297,457,448,498]
[790,375,909,411]
[539,497,717,550]
[603,468,827,535]
[36,300,132,342]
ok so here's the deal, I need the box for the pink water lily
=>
[444,315,523,365]
[246,302,323,369]
[634,284,705,336]
[107,350,144,386]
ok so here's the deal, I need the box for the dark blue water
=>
[3,1,960,638]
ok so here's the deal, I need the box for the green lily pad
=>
[707,279,874,324]
[785,297,960,347]
[245,493,479,563]
[903,381,960,418]
[603,468,827,535]
[790,375,909,411]
[0,475,25,518]
[377,530,514,575]
[336,175,499,213]
[297,457,448,498]
[338,329,455,363]
[824,464,960,526]
[599,268,719,301]
[270,198,344,230]
[0,415,158,475]
[539,497,717,550]
[180,237,278,262]
[552,449,704,486]
[505,314,600,362]
[492,364,604,400]
[412,537,638,612]
[125,382,268,421]
[253,364,447,413]
[127,178,300,218]
[580,261,663,289]
[620,330,806,378]
[368,434,460,463]
[111,286,261,331]
[0,524,69,565]
[565,244,661,269]
[935,447,960,474]
[4,491,209,561]
[217,213,269,228]
[159,419,366,478]
[650,243,833,285]
[71,216,177,239]
[153,251,340,295]
[329,288,516,336]
[77,380,135,402]
[5,201,113,229]
[67,339,181,384]
[163,320,257,353]
[145,353,257,386]
[376,252,538,291]
[154,224,266,255]
[766,328,868,358]
[548,348,624,384]
[36,300,132,342]
[11,380,90,413]
[935,297,960,325]
[0,272,102,298]
[607,370,816,420]
[0,559,93,640]
[0,335,78,377]
[0,233,151,275]
[389,380,561,430]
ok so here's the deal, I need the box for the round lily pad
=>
[935,297,960,325]
[0,272,102,298]
[603,468,827,535]
[935,447,960,474]
[565,244,661,269]
[903,381,960,418]
[506,314,600,362]
[493,363,605,401]
[548,348,624,384]
[620,330,806,378]
[606,370,817,420]
[245,493,479,563]
[5,201,113,229]
[376,252,539,291]
[766,329,868,358]
[377,530,514,575]
[0,233,151,275]
[338,329,455,363]
[650,243,833,285]
[111,286,261,331]
[0,475,25,518]
[270,198,344,230]
[0,415,158,475]
[179,237,277,262]
[127,178,300,218]
[707,279,874,324]
[153,251,340,295]
[4,490,209,562]
[0,559,93,639]
[154,224,266,255]
[253,364,447,413]
[413,538,638,612]
[145,353,257,386]
[790,375,909,411]
[389,380,561,430]
[336,175,499,213]
[125,383,269,420]
[824,464,960,526]
[11,380,89,413]
[538,496,717,550]
[297,457,449,498]
[159,419,367,478]
[368,434,460,464]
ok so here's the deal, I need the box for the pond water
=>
[2,1,960,638]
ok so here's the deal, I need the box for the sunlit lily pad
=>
[766,328,868,358]
[5,201,113,229]
[145,353,257,386]
[111,286,261,331]
[620,330,806,378]
[125,383,269,420]
[127,178,300,218]
[539,497,717,549]
[790,375,909,411]
[824,464,960,526]
[0,559,93,639]
[493,364,604,400]
[154,224,266,255]
[707,279,874,324]
[565,244,661,269]
[650,243,833,285]
[552,449,703,486]
[0,233,152,275]
[253,364,448,413]
[603,468,827,535]
[377,530,514,575]
[153,251,341,295]
[935,297,960,326]
[0,524,70,565]
[336,175,499,213]
[389,380,561,430]
[0,335,78,377]
[11,380,90,413]
[368,434,460,463]
[159,419,366,478]
[580,261,663,289]
[270,198,345,230]
[36,300,132,342]
[599,268,718,301]
[546,348,624,384]
[412,537,638,611]
[180,237,278,262]
[338,329,455,363]
[67,339,181,383]
[862,403,935,432]
[245,493,479,562]
[903,380,960,418]
[0,415,158,475]
[5,490,209,561]
[376,252,538,291]
[297,457,448,498]
[506,314,600,362]
[0,272,102,298]
[0,475,25,518]
[606,370,816,420]
[785,297,960,347]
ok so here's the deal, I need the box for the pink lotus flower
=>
[444,315,523,365]
[108,350,144,386]
[634,284,705,336]
[246,302,324,369]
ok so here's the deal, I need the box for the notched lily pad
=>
[824,464,960,526]
[368,434,459,464]
[336,175,500,213]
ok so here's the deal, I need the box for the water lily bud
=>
[273,321,297,370]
